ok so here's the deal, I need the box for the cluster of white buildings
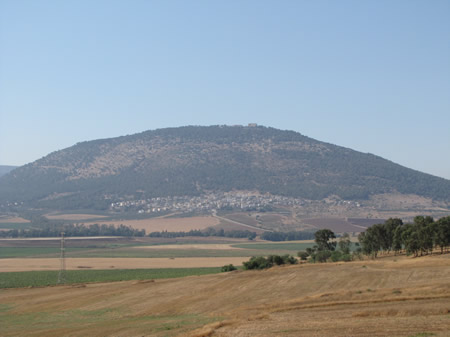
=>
[110,192,306,214]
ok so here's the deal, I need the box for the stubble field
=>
[0,257,248,272]
[0,238,313,289]
[83,216,220,232]
[0,254,449,337]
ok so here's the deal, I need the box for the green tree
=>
[314,229,336,251]
[402,223,420,257]
[383,218,403,252]
[435,216,450,254]
[414,216,434,256]
[338,232,352,255]
[392,225,404,254]
[358,227,381,258]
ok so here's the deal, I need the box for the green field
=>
[231,242,359,251]
[66,248,280,258]
[0,246,303,258]
[0,241,315,259]
[0,222,32,229]
[0,247,89,258]
[0,267,223,288]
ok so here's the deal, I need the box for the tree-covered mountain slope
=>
[1,125,449,210]
[0,166,17,178]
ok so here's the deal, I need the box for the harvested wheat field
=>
[84,216,219,232]
[1,255,450,337]
[0,216,30,223]
[44,213,108,220]
[133,244,244,250]
[0,257,248,272]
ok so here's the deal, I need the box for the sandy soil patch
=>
[0,216,30,223]
[0,257,247,272]
[133,244,244,250]
[84,216,219,232]
[44,213,108,220]
[0,236,119,241]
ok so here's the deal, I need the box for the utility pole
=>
[58,232,66,284]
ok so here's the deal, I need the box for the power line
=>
[58,232,66,284]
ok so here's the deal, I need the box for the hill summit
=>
[1,125,449,210]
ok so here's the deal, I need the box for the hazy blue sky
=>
[1,0,449,179]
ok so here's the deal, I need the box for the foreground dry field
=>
[1,254,449,337]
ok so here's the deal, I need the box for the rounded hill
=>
[1,125,449,210]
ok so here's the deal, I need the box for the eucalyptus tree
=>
[435,216,450,254]
[314,229,336,251]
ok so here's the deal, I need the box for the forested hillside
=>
[0,166,17,178]
[1,125,449,210]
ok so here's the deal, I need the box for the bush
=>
[341,253,353,262]
[243,256,272,270]
[315,250,332,263]
[281,254,298,265]
[221,264,237,272]
[267,255,284,266]
[330,251,343,262]
[297,251,309,260]
[243,254,297,270]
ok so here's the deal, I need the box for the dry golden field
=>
[0,257,248,272]
[44,213,108,220]
[84,216,219,232]
[1,254,449,337]
[0,216,30,223]
[133,244,244,250]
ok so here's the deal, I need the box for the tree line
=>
[148,228,257,240]
[242,254,298,270]
[298,215,450,263]
[297,230,356,263]
[358,216,450,257]
[0,223,145,238]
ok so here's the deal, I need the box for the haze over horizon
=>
[1,1,449,179]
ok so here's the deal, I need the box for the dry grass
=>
[0,257,248,272]
[0,216,30,223]
[1,254,449,337]
[133,244,244,250]
[44,213,108,220]
[84,216,219,232]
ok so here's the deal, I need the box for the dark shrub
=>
[297,251,309,260]
[243,256,272,270]
[221,264,237,272]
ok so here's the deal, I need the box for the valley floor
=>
[1,254,449,337]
